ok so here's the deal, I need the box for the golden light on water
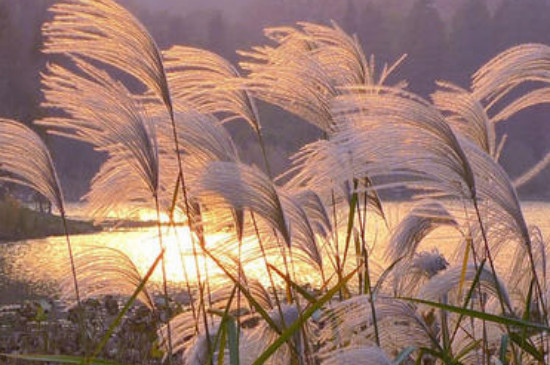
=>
[3,202,550,301]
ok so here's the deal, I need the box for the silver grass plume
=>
[195,161,325,271]
[319,296,433,355]
[290,189,332,239]
[452,319,506,365]
[39,59,159,216]
[0,119,64,213]
[240,36,336,131]
[0,119,82,306]
[155,107,240,184]
[332,86,531,252]
[331,86,535,315]
[489,87,550,188]
[319,346,392,365]
[240,304,314,365]
[239,22,405,133]
[385,200,458,262]
[282,138,386,220]
[432,81,496,157]
[418,264,512,311]
[59,246,155,310]
[471,44,550,187]
[194,161,290,246]
[161,313,227,364]
[42,0,174,115]
[205,277,273,312]
[331,86,477,202]
[390,250,449,297]
[472,43,550,105]
[163,46,261,131]
[509,226,547,307]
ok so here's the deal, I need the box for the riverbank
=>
[0,199,101,243]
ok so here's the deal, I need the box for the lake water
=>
[1,201,549,304]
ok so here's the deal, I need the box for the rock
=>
[104,295,119,316]
[174,290,193,305]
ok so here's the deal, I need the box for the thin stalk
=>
[461,200,489,364]
[203,247,214,323]
[154,195,174,363]
[288,247,312,365]
[354,193,380,346]
[237,227,243,337]
[250,212,285,326]
[60,209,87,355]
[60,209,81,308]
[160,59,214,360]
[471,198,525,363]
[472,199,512,315]
[170,223,200,335]
[255,128,272,179]
[330,190,344,300]
[189,222,213,363]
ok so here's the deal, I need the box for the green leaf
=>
[209,306,240,365]
[393,346,417,364]
[267,264,316,304]
[402,297,550,332]
[509,332,544,362]
[226,315,240,365]
[201,246,283,335]
[0,354,132,365]
[218,324,227,365]
[454,340,481,361]
[169,175,181,223]
[251,267,359,365]
[209,285,238,365]
[450,259,486,344]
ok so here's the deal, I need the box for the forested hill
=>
[2,0,550,199]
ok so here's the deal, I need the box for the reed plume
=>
[0,118,81,306]
[39,59,160,216]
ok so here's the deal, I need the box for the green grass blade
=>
[450,259,486,343]
[201,246,300,357]
[251,267,359,365]
[218,323,227,365]
[499,334,509,365]
[509,332,544,362]
[226,315,240,365]
[458,237,471,298]
[208,285,238,365]
[169,175,181,222]
[393,346,417,364]
[208,308,239,365]
[0,353,132,365]
[402,297,550,332]
[267,263,316,304]
[454,340,481,361]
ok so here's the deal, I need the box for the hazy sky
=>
[132,0,503,23]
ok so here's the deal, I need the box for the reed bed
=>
[2,0,550,364]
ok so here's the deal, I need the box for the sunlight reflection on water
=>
[1,201,549,303]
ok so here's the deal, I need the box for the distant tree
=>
[493,0,550,50]
[342,0,358,35]
[400,0,448,96]
[490,0,550,197]
[357,2,392,62]
[448,0,492,85]
[208,10,226,56]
